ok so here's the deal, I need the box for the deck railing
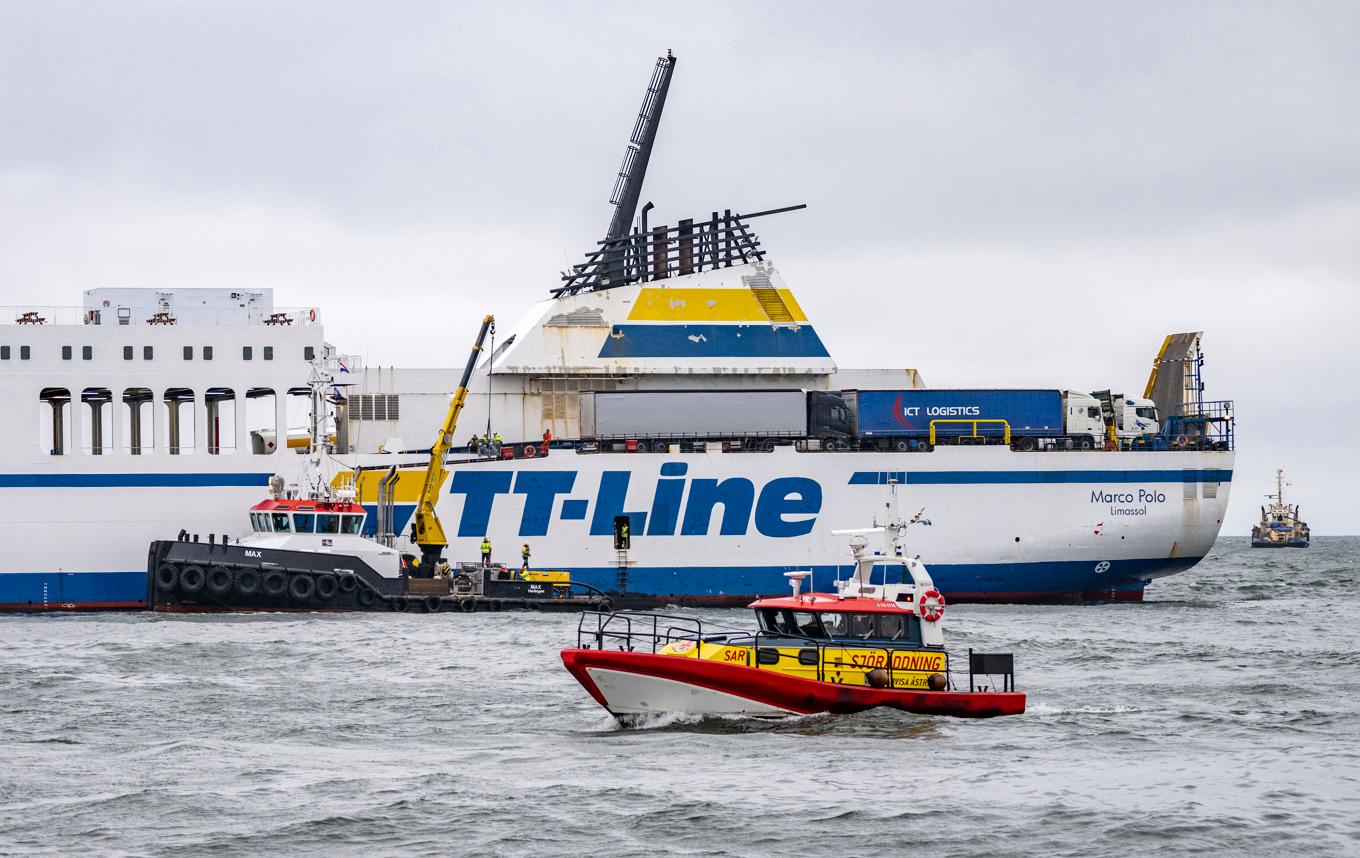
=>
[2,305,322,327]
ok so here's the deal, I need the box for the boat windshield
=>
[270,513,291,532]
[293,513,315,533]
[317,514,340,534]
[756,608,827,638]
[820,611,920,642]
[341,514,364,535]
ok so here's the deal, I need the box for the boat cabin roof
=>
[249,498,366,514]
[749,594,915,615]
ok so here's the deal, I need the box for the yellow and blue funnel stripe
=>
[601,286,829,359]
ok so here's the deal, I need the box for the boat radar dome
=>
[784,570,811,597]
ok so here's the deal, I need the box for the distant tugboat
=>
[1251,469,1310,548]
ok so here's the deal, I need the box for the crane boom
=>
[412,314,495,569]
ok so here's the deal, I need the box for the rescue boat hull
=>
[561,648,1026,719]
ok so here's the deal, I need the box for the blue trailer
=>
[847,389,1067,450]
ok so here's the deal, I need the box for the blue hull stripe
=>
[0,571,147,607]
[0,473,273,488]
[569,556,1201,599]
[2,556,1201,609]
[597,324,830,358]
[848,469,1234,486]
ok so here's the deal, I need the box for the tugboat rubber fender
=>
[596,598,613,612]
[262,570,287,597]
[356,588,376,608]
[206,565,234,596]
[337,574,358,594]
[422,595,442,613]
[459,597,476,613]
[288,573,314,603]
[154,563,179,592]
[314,574,339,602]
[236,568,260,597]
[391,597,409,612]
[179,564,206,596]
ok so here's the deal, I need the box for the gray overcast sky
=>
[2,2,1357,534]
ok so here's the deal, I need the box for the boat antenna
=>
[602,51,677,284]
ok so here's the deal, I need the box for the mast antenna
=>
[602,51,677,281]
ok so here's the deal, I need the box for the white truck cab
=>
[1113,395,1160,439]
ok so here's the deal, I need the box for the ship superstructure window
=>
[82,346,92,360]
[1,346,9,359]
[293,513,315,533]
[246,388,277,454]
[350,394,399,421]
[143,346,153,360]
[270,513,291,532]
[21,345,30,360]
[39,388,72,456]
[122,388,155,454]
[183,346,193,360]
[163,388,196,455]
[205,388,236,455]
[123,346,133,360]
[62,346,72,360]
[203,346,214,360]
[243,346,253,360]
[81,388,112,455]
[317,514,340,534]
[304,346,315,360]
[250,512,268,532]
[263,346,274,361]
[341,514,364,535]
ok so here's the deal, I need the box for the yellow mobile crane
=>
[411,314,495,571]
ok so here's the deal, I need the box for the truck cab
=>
[1113,395,1160,440]
[1061,391,1106,442]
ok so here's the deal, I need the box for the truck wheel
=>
[1017,437,1037,452]
[823,438,839,451]
[154,563,179,592]
[179,564,205,596]
[893,440,909,452]
[1080,436,1094,450]
[288,574,314,603]
[206,565,234,596]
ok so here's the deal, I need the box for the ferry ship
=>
[0,52,1236,611]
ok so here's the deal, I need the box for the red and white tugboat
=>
[562,484,1025,719]
[147,316,610,614]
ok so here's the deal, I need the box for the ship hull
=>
[0,446,1233,611]
[357,443,1233,607]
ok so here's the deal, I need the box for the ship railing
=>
[928,419,1011,446]
[741,633,956,690]
[554,204,806,296]
[1,305,323,327]
[576,610,751,654]
[1161,399,1234,452]
[586,431,801,453]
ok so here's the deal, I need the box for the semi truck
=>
[844,388,1113,451]
[578,389,852,451]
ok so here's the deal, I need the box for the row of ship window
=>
[250,511,365,535]
[38,386,295,457]
[0,345,316,361]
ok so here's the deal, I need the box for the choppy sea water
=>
[2,538,1358,857]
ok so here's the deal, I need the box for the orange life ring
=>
[523,443,537,458]
[1175,434,1188,447]
[918,588,946,622]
